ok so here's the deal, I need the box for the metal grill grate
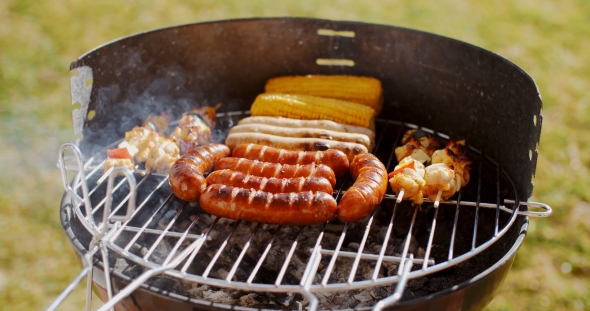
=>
[52,111,551,311]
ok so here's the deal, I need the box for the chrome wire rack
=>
[50,112,551,311]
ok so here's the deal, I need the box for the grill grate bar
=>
[448,192,462,261]
[321,222,349,286]
[472,153,484,250]
[372,200,400,280]
[422,206,440,271]
[495,164,501,236]
[106,224,207,240]
[202,220,242,279]
[299,223,327,287]
[347,213,377,284]
[180,216,220,273]
[247,225,282,285]
[385,124,406,171]
[275,227,303,287]
[226,223,262,283]
[90,177,127,215]
[123,192,174,252]
[320,248,434,265]
[163,215,199,266]
[397,206,419,274]
[143,202,187,260]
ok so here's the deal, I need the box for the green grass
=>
[1,0,589,310]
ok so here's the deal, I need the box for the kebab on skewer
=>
[423,140,472,207]
[389,129,471,207]
[389,129,439,205]
[100,110,214,182]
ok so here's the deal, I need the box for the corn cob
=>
[250,93,375,128]
[265,75,383,113]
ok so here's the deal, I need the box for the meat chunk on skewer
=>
[423,163,461,203]
[118,126,161,163]
[388,156,426,206]
[145,137,180,174]
[431,140,472,187]
[423,140,472,205]
[170,113,212,151]
[395,138,437,166]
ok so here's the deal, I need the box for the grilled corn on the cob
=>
[251,93,375,128]
[265,75,383,113]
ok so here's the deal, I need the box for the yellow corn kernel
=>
[265,75,383,113]
[250,93,375,128]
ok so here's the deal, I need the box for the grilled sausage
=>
[215,157,337,186]
[168,144,230,202]
[238,116,375,140]
[337,153,388,222]
[228,123,373,151]
[206,169,333,194]
[225,132,367,162]
[232,144,350,177]
[199,184,337,225]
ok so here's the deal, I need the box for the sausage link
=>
[337,153,388,222]
[232,144,349,177]
[199,184,337,225]
[206,169,333,194]
[224,132,367,162]
[169,144,230,202]
[215,157,336,186]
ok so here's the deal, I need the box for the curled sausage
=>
[215,157,336,186]
[168,144,230,202]
[199,184,337,225]
[337,153,388,222]
[206,169,333,194]
[232,144,349,177]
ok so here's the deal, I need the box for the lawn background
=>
[1,0,589,310]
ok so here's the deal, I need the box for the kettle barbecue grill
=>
[50,18,551,311]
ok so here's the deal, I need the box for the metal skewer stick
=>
[96,167,114,185]
[433,190,442,208]
[396,188,405,203]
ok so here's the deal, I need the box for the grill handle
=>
[517,201,552,218]
[59,143,94,228]
[503,199,552,217]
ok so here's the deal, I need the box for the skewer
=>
[396,189,405,203]
[97,167,114,185]
[433,190,442,208]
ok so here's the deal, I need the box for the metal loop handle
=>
[59,143,94,226]
[103,167,137,229]
[518,201,552,217]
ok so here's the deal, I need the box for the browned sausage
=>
[206,169,333,194]
[199,184,337,225]
[232,144,349,177]
[168,144,230,202]
[215,157,336,186]
[337,153,388,222]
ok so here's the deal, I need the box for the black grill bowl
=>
[62,17,542,310]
